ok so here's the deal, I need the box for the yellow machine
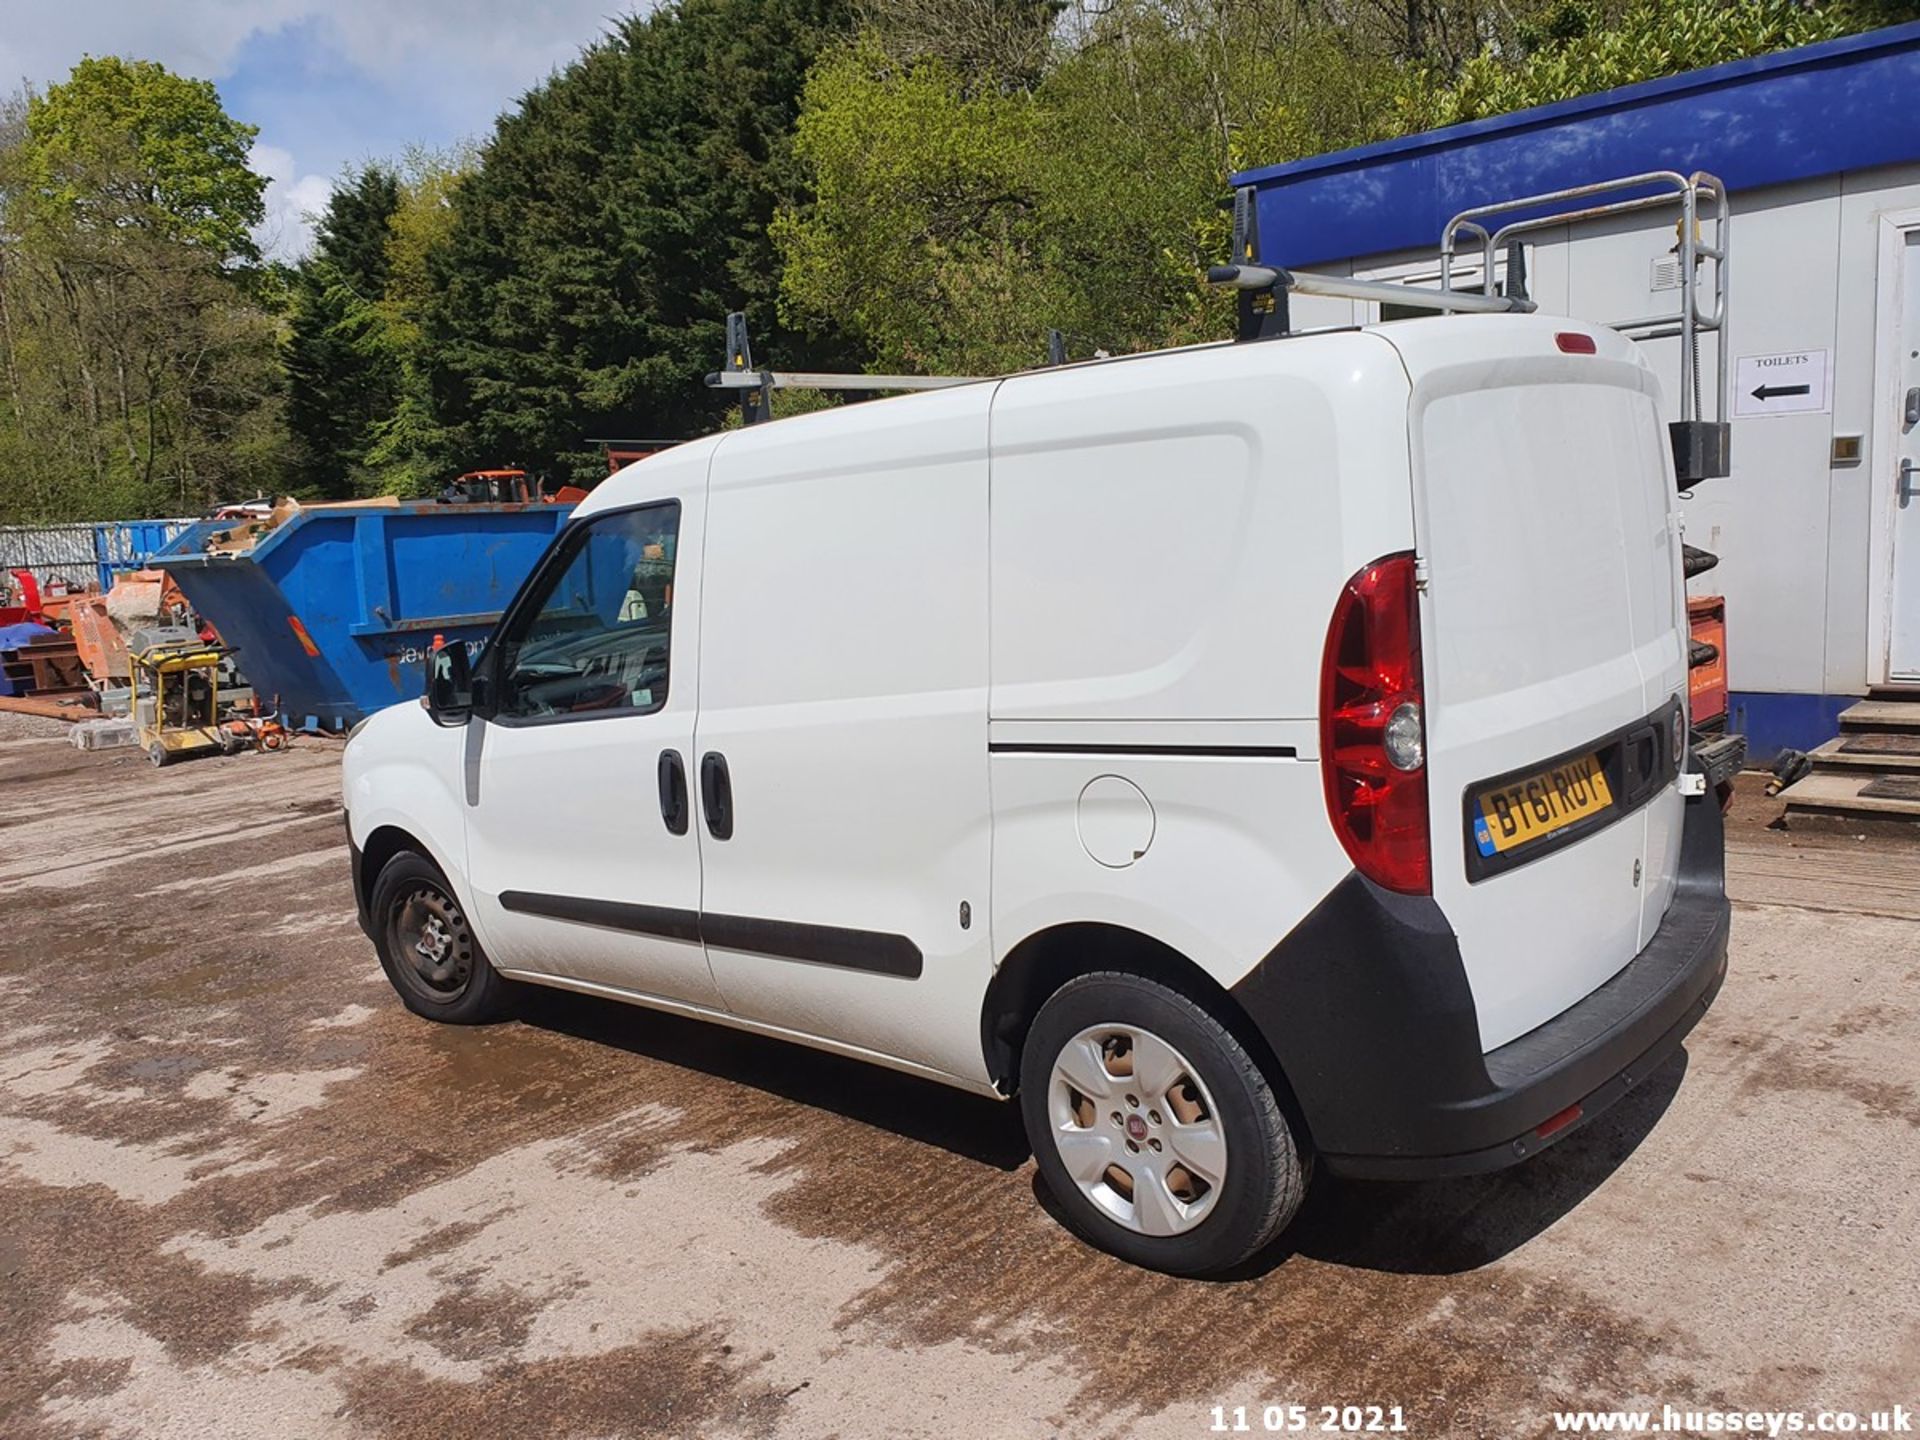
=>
[130,636,229,768]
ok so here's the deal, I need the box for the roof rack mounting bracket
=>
[1210,185,1536,334]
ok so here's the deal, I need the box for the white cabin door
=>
[1891,229,1920,681]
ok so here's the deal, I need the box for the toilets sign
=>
[1733,349,1831,417]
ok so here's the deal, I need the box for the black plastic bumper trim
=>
[1231,788,1729,1178]
[349,837,372,938]
[988,743,1297,759]
[1329,949,1726,1179]
[497,890,923,980]
[501,890,702,943]
[702,912,923,979]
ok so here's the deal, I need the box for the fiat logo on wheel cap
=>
[1125,1114,1149,1141]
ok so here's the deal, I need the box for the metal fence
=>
[0,519,194,592]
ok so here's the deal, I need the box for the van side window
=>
[489,502,680,721]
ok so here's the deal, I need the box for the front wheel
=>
[369,852,511,1024]
[1019,972,1308,1276]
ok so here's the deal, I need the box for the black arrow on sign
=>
[1751,382,1811,402]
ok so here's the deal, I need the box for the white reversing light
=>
[1384,701,1424,771]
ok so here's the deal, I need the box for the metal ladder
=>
[1207,168,1732,483]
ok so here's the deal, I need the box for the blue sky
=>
[1,2,646,257]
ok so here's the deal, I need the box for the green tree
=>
[775,1,1410,375]
[12,55,266,264]
[777,0,1920,377]
[1410,0,1866,127]
[424,0,856,484]
[361,146,474,496]
[0,63,284,522]
[284,165,403,495]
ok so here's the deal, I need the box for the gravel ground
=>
[1,732,1916,1439]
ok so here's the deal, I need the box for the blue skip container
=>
[152,501,573,731]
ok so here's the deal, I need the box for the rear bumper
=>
[1230,789,1730,1179]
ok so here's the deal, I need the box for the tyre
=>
[369,851,511,1024]
[1019,972,1308,1277]
[148,741,170,768]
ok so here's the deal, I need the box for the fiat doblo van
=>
[343,313,1730,1276]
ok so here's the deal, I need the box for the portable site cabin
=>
[1231,21,1920,766]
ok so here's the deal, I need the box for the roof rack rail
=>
[706,312,987,425]
[1206,260,1533,320]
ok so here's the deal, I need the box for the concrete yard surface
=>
[2,724,1918,1438]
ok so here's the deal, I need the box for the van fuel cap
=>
[1077,775,1156,868]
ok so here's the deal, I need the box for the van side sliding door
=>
[691,387,997,1087]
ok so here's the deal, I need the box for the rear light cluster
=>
[1320,552,1431,894]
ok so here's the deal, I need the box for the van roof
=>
[593,312,1623,506]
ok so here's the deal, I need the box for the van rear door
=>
[1381,317,1689,1052]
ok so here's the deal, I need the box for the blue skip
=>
[152,501,574,732]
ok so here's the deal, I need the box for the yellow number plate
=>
[1473,753,1614,857]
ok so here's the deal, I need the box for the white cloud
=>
[249,143,332,260]
[317,1,636,101]
[0,2,309,93]
[0,2,638,108]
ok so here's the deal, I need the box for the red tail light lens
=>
[1320,552,1431,894]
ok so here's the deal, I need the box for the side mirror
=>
[425,642,473,726]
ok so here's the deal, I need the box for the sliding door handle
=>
[699,751,733,840]
[657,749,689,835]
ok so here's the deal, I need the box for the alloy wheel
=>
[1047,1023,1228,1237]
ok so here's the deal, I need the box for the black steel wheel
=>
[370,851,510,1024]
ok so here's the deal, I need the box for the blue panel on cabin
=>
[1232,22,1920,267]
[1726,692,1857,764]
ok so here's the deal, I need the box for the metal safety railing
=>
[1439,170,1729,430]
[1207,166,1732,481]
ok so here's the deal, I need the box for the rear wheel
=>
[1020,972,1307,1276]
[370,852,510,1024]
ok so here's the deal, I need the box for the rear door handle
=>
[657,749,688,835]
[1901,457,1918,509]
[700,751,733,840]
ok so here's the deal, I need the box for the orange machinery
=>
[1687,594,1728,731]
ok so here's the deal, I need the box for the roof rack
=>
[706,313,985,424]
[1210,167,1731,482]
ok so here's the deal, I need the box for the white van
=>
[342,313,1730,1276]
